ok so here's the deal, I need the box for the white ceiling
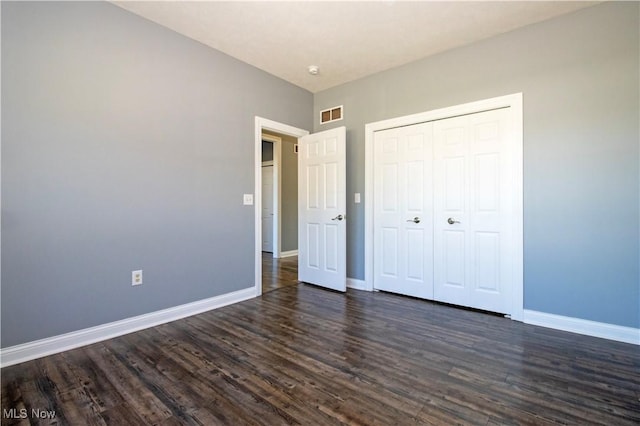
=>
[113,1,599,93]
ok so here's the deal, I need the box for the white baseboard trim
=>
[0,287,256,368]
[347,278,368,291]
[279,250,298,258]
[523,310,639,345]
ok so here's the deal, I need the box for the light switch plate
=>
[243,194,254,205]
[354,193,361,203]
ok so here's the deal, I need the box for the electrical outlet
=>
[132,270,143,286]
[243,194,254,205]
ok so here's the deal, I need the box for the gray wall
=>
[1,1,312,347]
[314,2,639,328]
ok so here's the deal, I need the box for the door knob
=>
[332,214,344,221]
[406,217,421,224]
[447,217,460,225]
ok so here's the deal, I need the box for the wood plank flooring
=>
[261,253,298,294]
[2,284,639,425]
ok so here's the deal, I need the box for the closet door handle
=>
[332,214,344,221]
[447,217,460,225]
[406,217,421,224]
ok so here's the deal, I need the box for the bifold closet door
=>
[372,107,514,315]
[373,123,434,299]
[433,108,513,314]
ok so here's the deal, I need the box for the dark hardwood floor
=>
[2,270,639,425]
[262,253,298,294]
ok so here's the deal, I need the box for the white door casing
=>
[433,108,513,314]
[255,117,309,297]
[298,127,347,292]
[261,164,274,252]
[373,123,434,299]
[364,93,523,320]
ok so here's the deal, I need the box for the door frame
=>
[261,134,281,257]
[364,93,524,321]
[254,117,309,296]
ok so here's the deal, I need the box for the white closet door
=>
[433,108,513,314]
[298,127,347,292]
[373,123,434,299]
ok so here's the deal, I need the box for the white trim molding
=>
[0,287,256,368]
[347,278,368,291]
[524,310,640,345]
[280,250,298,258]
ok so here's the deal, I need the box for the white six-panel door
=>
[433,108,512,313]
[372,108,514,314]
[373,123,434,299]
[298,127,347,292]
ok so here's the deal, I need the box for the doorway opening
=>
[254,117,309,296]
[261,131,298,294]
[260,135,279,256]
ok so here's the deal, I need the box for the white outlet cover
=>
[132,270,143,286]
[243,194,254,205]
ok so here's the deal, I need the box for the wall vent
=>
[320,105,343,124]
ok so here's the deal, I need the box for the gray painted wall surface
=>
[314,2,639,328]
[1,1,312,347]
